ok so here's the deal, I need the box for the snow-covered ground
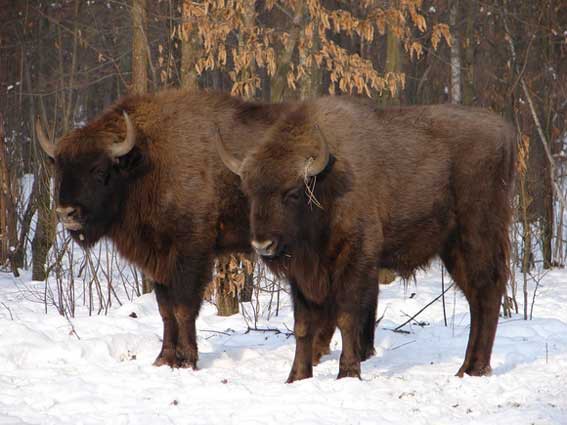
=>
[1,266,566,425]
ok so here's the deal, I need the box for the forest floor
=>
[0,265,566,425]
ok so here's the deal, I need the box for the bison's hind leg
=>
[312,313,335,366]
[359,282,378,362]
[441,212,510,377]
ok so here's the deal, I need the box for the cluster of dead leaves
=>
[175,0,451,99]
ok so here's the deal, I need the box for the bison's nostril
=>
[252,239,273,250]
[251,239,278,257]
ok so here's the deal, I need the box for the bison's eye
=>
[283,187,302,204]
[90,166,109,185]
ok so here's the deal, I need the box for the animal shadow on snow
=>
[190,315,567,379]
[196,330,297,370]
[361,315,567,378]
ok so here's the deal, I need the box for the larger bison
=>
[35,90,297,369]
[216,98,516,381]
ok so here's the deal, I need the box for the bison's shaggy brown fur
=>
[218,97,516,381]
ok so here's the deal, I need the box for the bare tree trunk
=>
[215,256,240,316]
[520,174,531,319]
[213,0,258,313]
[31,158,55,281]
[300,27,321,100]
[0,113,18,273]
[449,0,462,104]
[270,0,304,102]
[462,0,476,105]
[180,0,199,89]
[131,0,148,95]
[30,14,56,282]
[503,3,555,269]
[541,13,554,268]
[131,0,152,293]
[382,0,402,106]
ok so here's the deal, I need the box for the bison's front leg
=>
[287,286,317,383]
[336,310,362,379]
[173,303,199,369]
[153,283,179,367]
[335,267,378,379]
[170,256,211,369]
[153,256,210,369]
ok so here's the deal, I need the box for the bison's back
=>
[313,100,516,275]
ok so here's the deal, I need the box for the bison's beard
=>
[66,221,109,249]
[259,242,331,305]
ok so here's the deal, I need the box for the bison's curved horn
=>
[307,124,330,177]
[215,127,243,177]
[35,117,56,159]
[110,111,137,158]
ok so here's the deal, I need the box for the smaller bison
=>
[216,98,516,381]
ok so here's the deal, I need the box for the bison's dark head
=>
[36,112,145,248]
[216,109,331,260]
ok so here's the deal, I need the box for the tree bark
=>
[131,0,148,95]
[0,113,18,273]
[215,256,240,316]
[30,14,56,282]
[300,27,321,100]
[270,0,304,102]
[180,0,199,89]
[449,0,462,104]
[131,0,153,292]
[462,0,476,105]
[31,159,55,281]
[238,255,254,303]
[383,0,402,106]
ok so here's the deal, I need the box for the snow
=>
[1,266,566,424]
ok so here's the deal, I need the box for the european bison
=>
[35,90,293,369]
[216,98,516,381]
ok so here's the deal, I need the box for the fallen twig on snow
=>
[392,283,455,333]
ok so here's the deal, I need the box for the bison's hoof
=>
[176,358,198,370]
[286,368,313,383]
[173,346,198,369]
[337,364,361,380]
[456,363,492,377]
[153,350,178,368]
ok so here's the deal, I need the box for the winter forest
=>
[0,1,566,424]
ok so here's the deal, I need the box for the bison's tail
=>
[496,121,518,294]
